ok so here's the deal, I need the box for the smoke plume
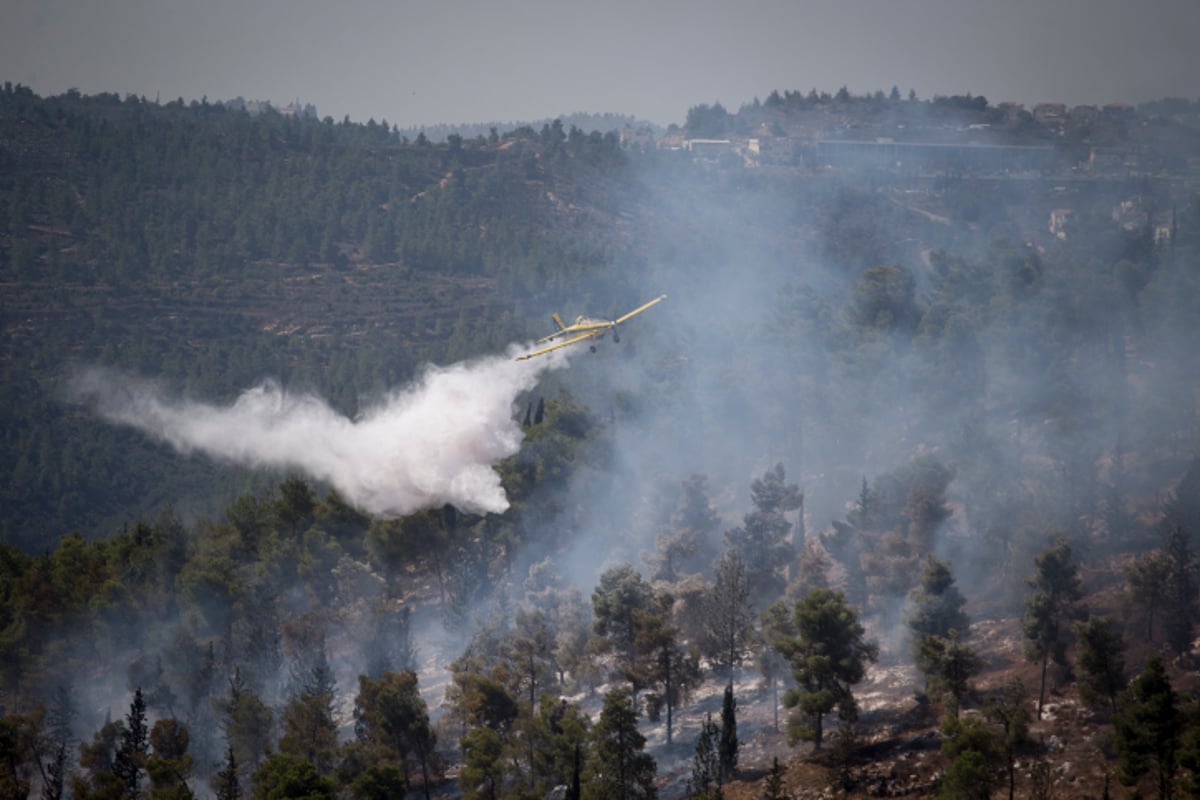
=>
[69,348,564,515]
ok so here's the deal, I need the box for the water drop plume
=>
[69,349,563,515]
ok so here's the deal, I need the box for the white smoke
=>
[69,347,566,516]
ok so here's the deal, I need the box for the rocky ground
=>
[392,557,1195,800]
[710,612,1194,800]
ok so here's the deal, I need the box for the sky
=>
[2,0,1197,129]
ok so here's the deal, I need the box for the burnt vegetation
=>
[2,84,1200,798]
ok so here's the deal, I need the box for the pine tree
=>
[42,685,76,800]
[909,558,975,713]
[1022,538,1082,718]
[917,631,982,719]
[114,688,149,800]
[354,670,439,800]
[685,714,721,799]
[778,589,878,749]
[982,678,1030,800]
[568,741,582,800]
[147,718,194,799]
[42,742,66,800]
[1124,548,1171,642]
[906,556,969,646]
[724,464,802,607]
[828,719,860,794]
[584,688,657,800]
[761,757,785,800]
[757,601,796,733]
[938,715,1000,800]
[592,564,656,698]
[718,684,738,783]
[1114,654,1180,800]
[217,670,274,781]
[1073,615,1127,712]
[635,594,700,746]
[1162,525,1198,660]
[1177,694,1200,797]
[701,551,754,687]
[213,745,241,800]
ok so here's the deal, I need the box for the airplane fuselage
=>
[515,294,664,361]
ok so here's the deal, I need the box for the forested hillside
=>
[2,85,1200,799]
[0,85,639,546]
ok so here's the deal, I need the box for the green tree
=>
[908,557,973,706]
[250,754,334,800]
[362,603,417,678]
[591,564,656,695]
[1073,616,1127,712]
[718,684,738,783]
[916,631,981,719]
[504,607,558,713]
[146,718,194,800]
[43,740,69,800]
[647,474,721,583]
[354,670,438,800]
[346,762,405,800]
[761,756,785,800]
[217,671,275,782]
[684,102,730,138]
[856,461,954,609]
[74,718,127,800]
[212,745,241,800]
[937,715,1000,800]
[0,707,46,800]
[1124,548,1171,642]
[275,477,316,537]
[278,684,338,775]
[635,593,699,746]
[1114,655,1180,800]
[700,550,755,687]
[757,600,797,733]
[583,688,656,800]
[906,556,969,646]
[115,688,150,800]
[522,695,589,797]
[458,726,505,800]
[1022,538,1082,718]
[1162,525,1198,659]
[41,685,77,800]
[778,588,878,749]
[982,678,1031,800]
[685,714,721,800]
[1177,693,1200,797]
[446,668,520,736]
[825,720,858,795]
[848,265,920,332]
[724,464,802,608]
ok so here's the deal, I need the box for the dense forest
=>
[2,84,1200,798]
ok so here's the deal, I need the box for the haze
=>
[2,0,1196,128]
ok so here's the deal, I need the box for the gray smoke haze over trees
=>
[519,126,1200,607]
[5,87,1200,799]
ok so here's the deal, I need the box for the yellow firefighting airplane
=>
[515,294,667,361]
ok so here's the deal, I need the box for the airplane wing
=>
[614,294,667,325]
[515,331,599,361]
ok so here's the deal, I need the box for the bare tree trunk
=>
[1037,648,1049,719]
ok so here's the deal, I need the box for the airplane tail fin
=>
[551,312,566,331]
